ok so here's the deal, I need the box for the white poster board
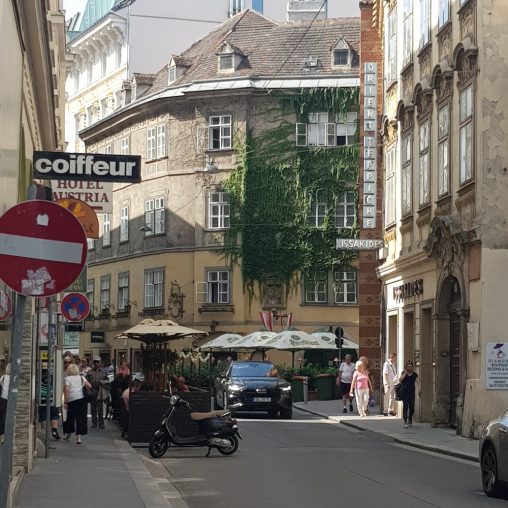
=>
[486,342,508,389]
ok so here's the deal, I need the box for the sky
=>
[63,0,88,21]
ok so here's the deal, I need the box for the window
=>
[100,276,110,311]
[120,137,129,155]
[103,145,112,155]
[120,206,129,242]
[252,0,263,13]
[102,214,111,246]
[419,0,430,49]
[219,54,234,71]
[438,105,450,196]
[87,279,95,314]
[401,134,412,216]
[308,113,333,146]
[208,192,230,229]
[144,197,165,235]
[229,0,243,16]
[402,0,412,67]
[307,192,327,227]
[333,50,349,66]
[385,146,396,226]
[209,115,232,150]
[438,0,449,27]
[157,125,166,158]
[459,85,473,184]
[304,271,327,304]
[336,112,358,146]
[118,272,129,311]
[87,238,95,250]
[335,192,355,228]
[333,268,357,304]
[419,121,430,206]
[168,65,176,83]
[144,269,164,308]
[147,125,166,160]
[207,270,230,304]
[147,127,156,160]
[386,8,397,83]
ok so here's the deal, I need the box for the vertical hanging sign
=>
[363,62,377,229]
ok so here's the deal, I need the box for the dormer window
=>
[168,65,176,83]
[219,54,234,71]
[332,37,352,68]
[167,55,191,86]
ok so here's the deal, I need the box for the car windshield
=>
[230,362,275,377]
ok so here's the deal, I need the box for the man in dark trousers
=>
[87,356,109,428]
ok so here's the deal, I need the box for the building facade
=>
[76,11,363,370]
[377,0,508,436]
[0,0,68,495]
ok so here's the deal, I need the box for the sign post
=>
[45,298,56,458]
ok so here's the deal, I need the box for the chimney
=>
[287,1,327,22]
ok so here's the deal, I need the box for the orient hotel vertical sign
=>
[363,63,377,229]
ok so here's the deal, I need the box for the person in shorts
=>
[38,405,61,440]
[337,354,355,413]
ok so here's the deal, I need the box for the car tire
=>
[279,406,293,419]
[481,444,503,497]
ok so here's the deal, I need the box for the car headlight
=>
[281,386,291,392]
[229,384,244,392]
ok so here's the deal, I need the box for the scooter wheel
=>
[149,433,169,458]
[217,434,239,456]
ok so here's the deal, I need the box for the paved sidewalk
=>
[14,421,180,508]
[294,399,479,462]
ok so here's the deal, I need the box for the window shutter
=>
[196,126,209,153]
[326,123,336,146]
[195,282,208,303]
[296,123,307,146]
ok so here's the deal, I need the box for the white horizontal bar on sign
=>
[0,233,83,264]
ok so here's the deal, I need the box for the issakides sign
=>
[33,151,141,183]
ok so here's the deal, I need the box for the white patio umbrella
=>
[200,333,244,351]
[311,332,359,350]
[228,331,276,350]
[263,330,324,351]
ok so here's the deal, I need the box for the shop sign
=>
[363,62,378,229]
[393,279,424,302]
[486,342,508,390]
[91,331,105,343]
[63,331,80,349]
[52,180,113,214]
[336,238,383,250]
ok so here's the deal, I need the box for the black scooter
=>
[148,394,242,458]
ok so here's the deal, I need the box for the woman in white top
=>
[0,363,10,443]
[63,364,91,444]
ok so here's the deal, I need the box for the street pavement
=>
[294,399,479,461]
[144,409,507,508]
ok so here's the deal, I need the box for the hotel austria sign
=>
[33,151,141,183]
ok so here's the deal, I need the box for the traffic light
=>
[334,326,344,349]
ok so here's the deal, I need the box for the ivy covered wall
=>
[222,87,360,300]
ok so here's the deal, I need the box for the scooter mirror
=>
[170,395,178,405]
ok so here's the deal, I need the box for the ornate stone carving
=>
[168,280,185,320]
[400,218,414,256]
[401,68,414,101]
[400,106,414,134]
[418,45,432,80]
[434,74,453,104]
[437,23,452,62]
[456,52,478,88]
[435,196,452,217]
[383,120,398,146]
[455,185,476,230]
[425,216,466,272]
[415,89,433,120]
[386,82,398,120]
[459,0,476,42]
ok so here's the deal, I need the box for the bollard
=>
[303,376,309,405]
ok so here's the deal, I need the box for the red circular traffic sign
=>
[61,292,90,321]
[0,201,87,297]
[0,291,12,320]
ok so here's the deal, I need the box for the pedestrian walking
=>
[80,357,91,375]
[63,364,91,444]
[399,360,420,428]
[87,356,109,428]
[337,354,355,413]
[349,360,373,417]
[382,353,398,416]
[0,363,10,444]
[359,356,374,413]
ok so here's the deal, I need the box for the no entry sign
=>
[0,201,87,297]
[61,292,90,322]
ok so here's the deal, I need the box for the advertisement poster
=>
[486,342,508,389]
[63,331,80,355]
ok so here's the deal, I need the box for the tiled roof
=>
[142,10,359,98]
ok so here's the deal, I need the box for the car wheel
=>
[279,406,293,419]
[217,434,239,456]
[481,444,503,497]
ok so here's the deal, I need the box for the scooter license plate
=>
[253,397,271,402]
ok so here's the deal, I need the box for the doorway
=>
[419,307,433,422]
[449,308,461,427]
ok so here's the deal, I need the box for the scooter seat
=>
[190,410,229,421]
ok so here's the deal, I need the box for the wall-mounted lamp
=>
[203,161,218,173]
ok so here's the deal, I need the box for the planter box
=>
[129,390,211,446]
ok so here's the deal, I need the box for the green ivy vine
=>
[221,87,360,301]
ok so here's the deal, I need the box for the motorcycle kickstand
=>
[206,446,213,457]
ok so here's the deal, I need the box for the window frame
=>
[438,104,450,197]
[438,0,450,28]
[385,145,396,227]
[208,115,232,150]
[206,270,230,304]
[335,191,356,229]
[307,191,327,228]
[208,191,230,230]
[333,49,350,67]
[401,133,413,217]
[418,120,430,207]
[304,270,328,304]
[120,137,129,155]
[100,275,111,312]
[386,7,397,84]
[219,54,234,71]
[144,268,164,309]
[459,85,473,185]
[144,197,165,236]
[168,65,176,83]
[120,206,129,242]
[402,0,413,67]
[102,213,111,247]
[87,279,95,314]
[419,0,430,49]
[333,268,358,305]
[118,272,129,312]
[147,127,156,160]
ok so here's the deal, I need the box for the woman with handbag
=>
[63,364,92,444]
[399,360,420,428]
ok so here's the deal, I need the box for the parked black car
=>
[215,361,292,418]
